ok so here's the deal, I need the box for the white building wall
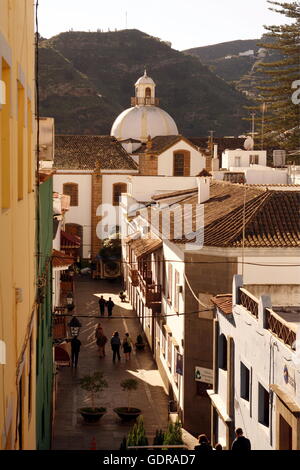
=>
[157,140,205,176]
[216,295,300,450]
[127,176,197,202]
[239,256,300,285]
[53,173,92,258]
[221,150,267,169]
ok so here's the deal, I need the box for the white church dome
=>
[111,71,178,143]
[111,106,178,142]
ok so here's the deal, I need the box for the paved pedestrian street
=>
[52,277,169,450]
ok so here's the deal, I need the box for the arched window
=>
[113,182,127,206]
[63,182,78,206]
[145,87,151,98]
[218,334,227,371]
[173,151,191,176]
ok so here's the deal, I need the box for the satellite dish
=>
[244,136,254,151]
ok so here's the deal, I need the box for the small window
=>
[113,183,127,206]
[63,183,78,206]
[258,383,269,427]
[234,156,241,167]
[240,362,250,401]
[173,153,184,176]
[218,334,227,370]
[145,87,151,98]
[250,154,259,164]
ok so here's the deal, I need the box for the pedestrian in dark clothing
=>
[111,331,121,362]
[71,336,81,368]
[122,332,132,360]
[107,297,115,317]
[231,428,251,451]
[98,296,106,316]
[215,443,223,451]
[194,434,213,452]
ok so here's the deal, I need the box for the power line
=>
[53,308,213,320]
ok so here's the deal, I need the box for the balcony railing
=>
[239,288,259,318]
[130,268,139,287]
[138,271,162,309]
[131,97,160,106]
[266,308,296,349]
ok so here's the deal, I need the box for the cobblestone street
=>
[52,277,169,450]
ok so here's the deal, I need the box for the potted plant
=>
[135,334,145,351]
[78,371,108,423]
[113,378,141,421]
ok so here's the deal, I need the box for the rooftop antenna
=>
[208,130,214,158]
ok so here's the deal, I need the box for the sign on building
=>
[195,366,213,384]
[283,364,296,392]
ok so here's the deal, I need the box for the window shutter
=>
[183,152,191,176]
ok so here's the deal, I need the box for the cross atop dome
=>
[132,70,159,106]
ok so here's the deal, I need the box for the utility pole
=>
[208,130,214,158]
[261,103,266,150]
[250,112,255,143]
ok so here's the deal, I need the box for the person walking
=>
[122,332,132,361]
[194,434,213,452]
[95,323,107,358]
[111,331,121,362]
[71,336,81,368]
[98,296,106,316]
[106,297,115,317]
[231,428,251,451]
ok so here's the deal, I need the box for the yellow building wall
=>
[0,0,36,449]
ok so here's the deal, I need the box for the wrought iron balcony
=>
[239,288,258,318]
[266,308,296,349]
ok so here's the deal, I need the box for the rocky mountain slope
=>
[39,30,251,137]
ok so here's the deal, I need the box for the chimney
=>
[197,177,210,204]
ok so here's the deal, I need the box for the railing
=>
[53,315,67,340]
[138,271,162,308]
[131,97,160,106]
[129,268,139,287]
[266,308,297,349]
[239,288,259,318]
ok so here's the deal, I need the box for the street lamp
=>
[66,292,73,305]
[68,316,82,337]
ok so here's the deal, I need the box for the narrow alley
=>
[52,277,169,450]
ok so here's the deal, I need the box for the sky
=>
[38,0,292,51]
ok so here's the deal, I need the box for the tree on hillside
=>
[246,1,300,152]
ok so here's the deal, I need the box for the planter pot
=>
[113,407,141,421]
[135,343,145,351]
[78,407,107,423]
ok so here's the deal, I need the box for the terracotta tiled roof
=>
[61,230,81,248]
[211,294,232,315]
[151,181,300,248]
[129,236,162,258]
[132,135,200,155]
[152,188,198,201]
[52,249,75,268]
[54,135,138,170]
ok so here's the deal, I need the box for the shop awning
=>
[123,231,141,244]
[61,230,81,248]
[52,249,75,269]
[207,390,232,423]
[130,236,162,259]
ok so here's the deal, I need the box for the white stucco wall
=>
[157,140,205,176]
[222,150,267,169]
[127,176,197,202]
[239,256,300,285]
[216,295,300,450]
[53,173,92,258]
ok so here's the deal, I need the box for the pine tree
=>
[126,415,148,448]
[246,1,300,152]
[153,429,165,445]
[163,419,183,446]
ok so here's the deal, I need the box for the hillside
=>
[38,30,251,137]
